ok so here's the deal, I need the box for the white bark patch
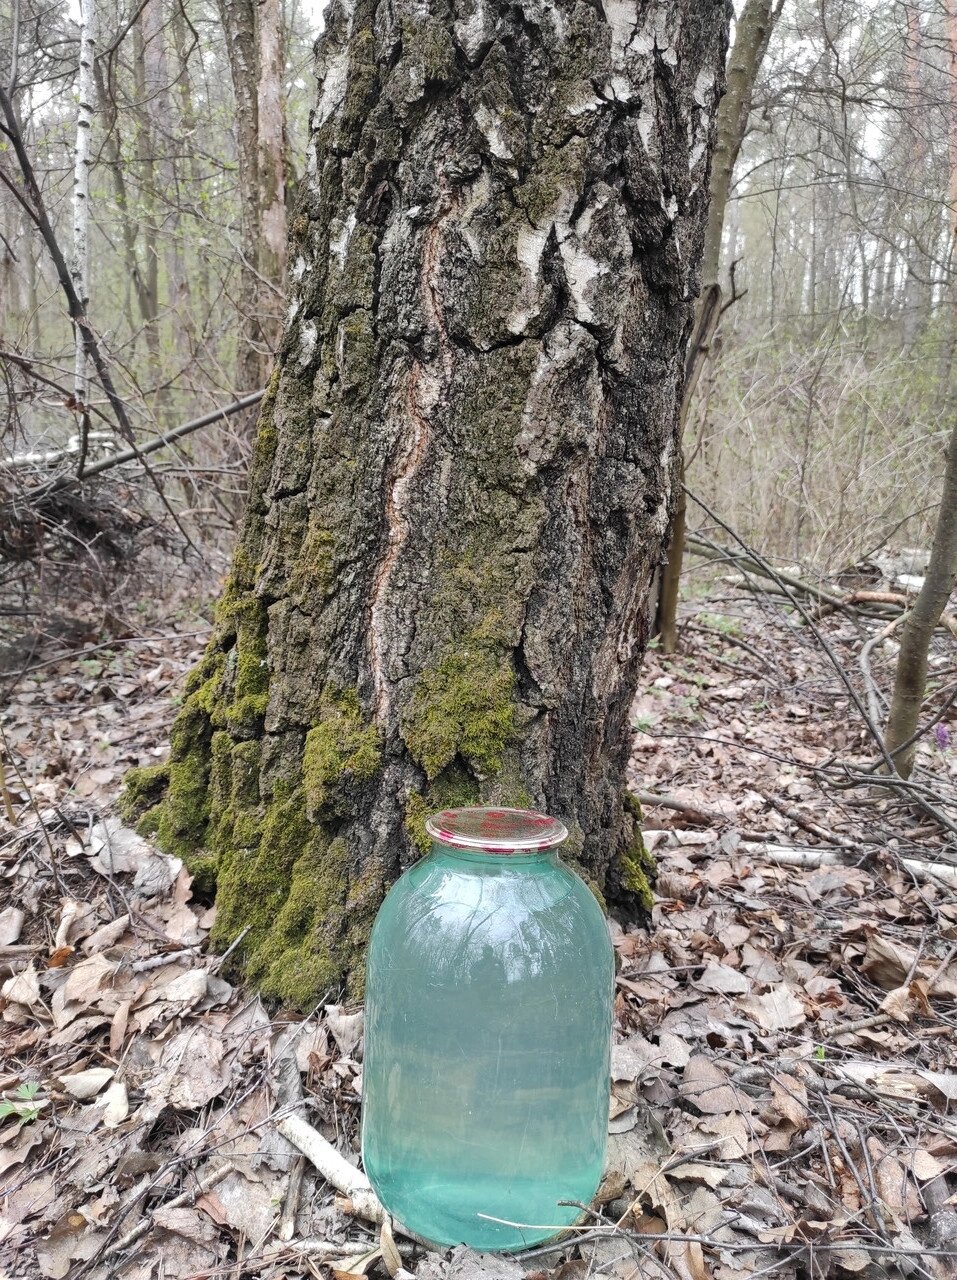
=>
[316,48,350,124]
[330,212,357,269]
[71,0,96,408]
[693,68,715,108]
[508,224,551,334]
[602,0,640,68]
[604,75,633,103]
[454,0,490,60]
[298,320,317,368]
[473,104,512,160]
[292,255,308,283]
[567,94,604,117]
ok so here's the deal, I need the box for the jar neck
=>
[429,840,559,869]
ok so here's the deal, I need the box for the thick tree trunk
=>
[123,0,730,1006]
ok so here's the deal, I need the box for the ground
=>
[1,574,956,1279]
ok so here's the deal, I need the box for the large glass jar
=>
[361,807,614,1251]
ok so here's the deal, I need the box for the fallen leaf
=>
[693,961,750,995]
[738,985,806,1031]
[99,1081,129,1128]
[59,1067,114,1100]
[2,964,41,1008]
[0,906,24,945]
[326,1004,364,1056]
[679,1055,742,1115]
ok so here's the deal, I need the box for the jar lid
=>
[425,806,569,853]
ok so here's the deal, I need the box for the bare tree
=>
[71,0,96,470]
[656,0,778,654]
[885,418,957,776]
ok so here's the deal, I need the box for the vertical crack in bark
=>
[368,192,458,721]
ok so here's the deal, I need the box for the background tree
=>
[121,0,732,1005]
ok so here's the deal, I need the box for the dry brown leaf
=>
[834,1250,870,1273]
[326,1004,364,1056]
[99,1081,129,1128]
[380,1216,402,1277]
[738,985,806,1031]
[82,915,131,954]
[768,1073,808,1129]
[59,1067,114,1100]
[50,955,118,1028]
[36,1210,102,1279]
[693,961,750,995]
[148,1026,229,1110]
[679,1055,742,1114]
[0,906,25,945]
[669,1161,728,1188]
[2,964,41,1009]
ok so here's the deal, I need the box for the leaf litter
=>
[0,596,956,1278]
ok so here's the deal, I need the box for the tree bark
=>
[654,0,775,653]
[71,0,96,454]
[216,0,287,394]
[123,0,731,1006]
[884,419,957,777]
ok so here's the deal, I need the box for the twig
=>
[18,390,265,505]
[103,1161,234,1260]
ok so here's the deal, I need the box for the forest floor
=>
[1,575,956,1280]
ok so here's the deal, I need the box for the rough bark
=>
[217,0,287,393]
[124,0,731,1006]
[655,0,775,653]
[885,419,957,777]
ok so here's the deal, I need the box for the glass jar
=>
[361,807,614,1251]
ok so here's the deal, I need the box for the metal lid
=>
[424,806,569,854]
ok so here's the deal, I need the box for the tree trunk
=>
[217,0,287,394]
[123,0,731,1007]
[655,0,775,653]
[71,0,96,438]
[884,419,957,777]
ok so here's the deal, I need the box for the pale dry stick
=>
[859,614,906,730]
[745,840,957,892]
[0,751,17,825]
[275,1113,387,1227]
[106,1161,234,1258]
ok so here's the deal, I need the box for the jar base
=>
[370,1170,592,1253]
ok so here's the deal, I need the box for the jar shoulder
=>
[369,855,613,965]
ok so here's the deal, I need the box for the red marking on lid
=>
[424,806,568,853]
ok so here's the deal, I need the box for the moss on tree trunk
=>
[122,0,730,1007]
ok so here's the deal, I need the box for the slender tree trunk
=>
[655,0,775,653]
[885,421,957,777]
[71,0,96,447]
[124,0,731,1006]
[255,0,287,357]
[216,0,267,393]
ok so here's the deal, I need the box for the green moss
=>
[403,641,516,780]
[290,518,335,602]
[302,687,382,818]
[404,764,482,855]
[117,763,169,824]
[620,794,656,912]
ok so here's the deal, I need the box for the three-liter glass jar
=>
[361,807,614,1251]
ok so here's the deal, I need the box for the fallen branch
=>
[748,841,957,892]
[275,1113,387,1226]
[19,390,265,505]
